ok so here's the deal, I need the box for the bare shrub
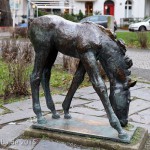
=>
[1,39,33,99]
[63,55,107,79]
[12,27,28,38]
[136,32,148,49]
[63,56,79,74]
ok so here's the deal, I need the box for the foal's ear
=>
[128,80,137,87]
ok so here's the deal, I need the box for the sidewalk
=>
[0,81,150,149]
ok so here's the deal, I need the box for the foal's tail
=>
[28,18,34,28]
[27,18,34,39]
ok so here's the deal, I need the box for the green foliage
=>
[77,10,84,21]
[116,32,150,48]
[51,65,73,88]
[61,13,78,22]
[0,59,9,96]
[61,10,86,22]
[34,10,49,17]
[94,11,102,15]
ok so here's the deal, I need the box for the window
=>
[85,2,93,15]
[125,0,132,18]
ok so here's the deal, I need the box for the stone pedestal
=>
[24,116,148,150]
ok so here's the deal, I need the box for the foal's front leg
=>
[42,67,60,119]
[62,61,86,119]
[79,51,128,140]
[41,50,60,119]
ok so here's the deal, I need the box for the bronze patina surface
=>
[28,15,136,141]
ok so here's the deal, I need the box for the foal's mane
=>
[82,22,127,55]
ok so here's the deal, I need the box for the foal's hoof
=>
[64,113,72,119]
[37,117,47,124]
[118,131,129,142]
[52,112,60,119]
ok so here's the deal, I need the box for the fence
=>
[120,18,144,29]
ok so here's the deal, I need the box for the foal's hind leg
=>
[62,61,86,119]
[79,51,128,140]
[41,50,60,119]
[30,50,49,124]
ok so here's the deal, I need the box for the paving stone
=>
[61,83,110,98]
[69,107,106,117]
[130,122,150,133]
[129,99,150,115]
[0,124,29,146]
[51,95,66,103]
[75,82,110,95]
[129,111,150,125]
[0,108,4,114]
[8,139,37,150]
[33,140,85,150]
[80,93,99,101]
[2,96,66,114]
[17,119,34,126]
[75,86,95,95]
[3,99,32,112]
[131,88,150,101]
[68,98,90,107]
[131,82,150,91]
[85,101,104,111]
[44,98,90,111]
[62,91,86,98]
[0,110,35,125]
[42,104,62,112]
[42,98,90,112]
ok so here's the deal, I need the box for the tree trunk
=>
[0,0,13,26]
[63,56,107,80]
[63,56,79,74]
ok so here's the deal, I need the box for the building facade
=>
[8,0,150,27]
[73,0,150,26]
[9,0,34,26]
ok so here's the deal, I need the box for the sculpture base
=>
[24,115,148,149]
[31,116,136,143]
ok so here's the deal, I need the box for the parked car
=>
[128,17,150,31]
[80,15,117,32]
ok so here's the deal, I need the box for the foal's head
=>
[109,80,136,127]
[107,40,136,127]
[98,31,136,127]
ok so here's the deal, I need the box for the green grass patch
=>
[0,61,91,107]
[116,31,150,48]
[0,59,9,96]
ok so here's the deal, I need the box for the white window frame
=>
[125,0,132,18]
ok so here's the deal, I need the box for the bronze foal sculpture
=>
[28,15,136,141]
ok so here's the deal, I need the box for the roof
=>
[30,0,73,9]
